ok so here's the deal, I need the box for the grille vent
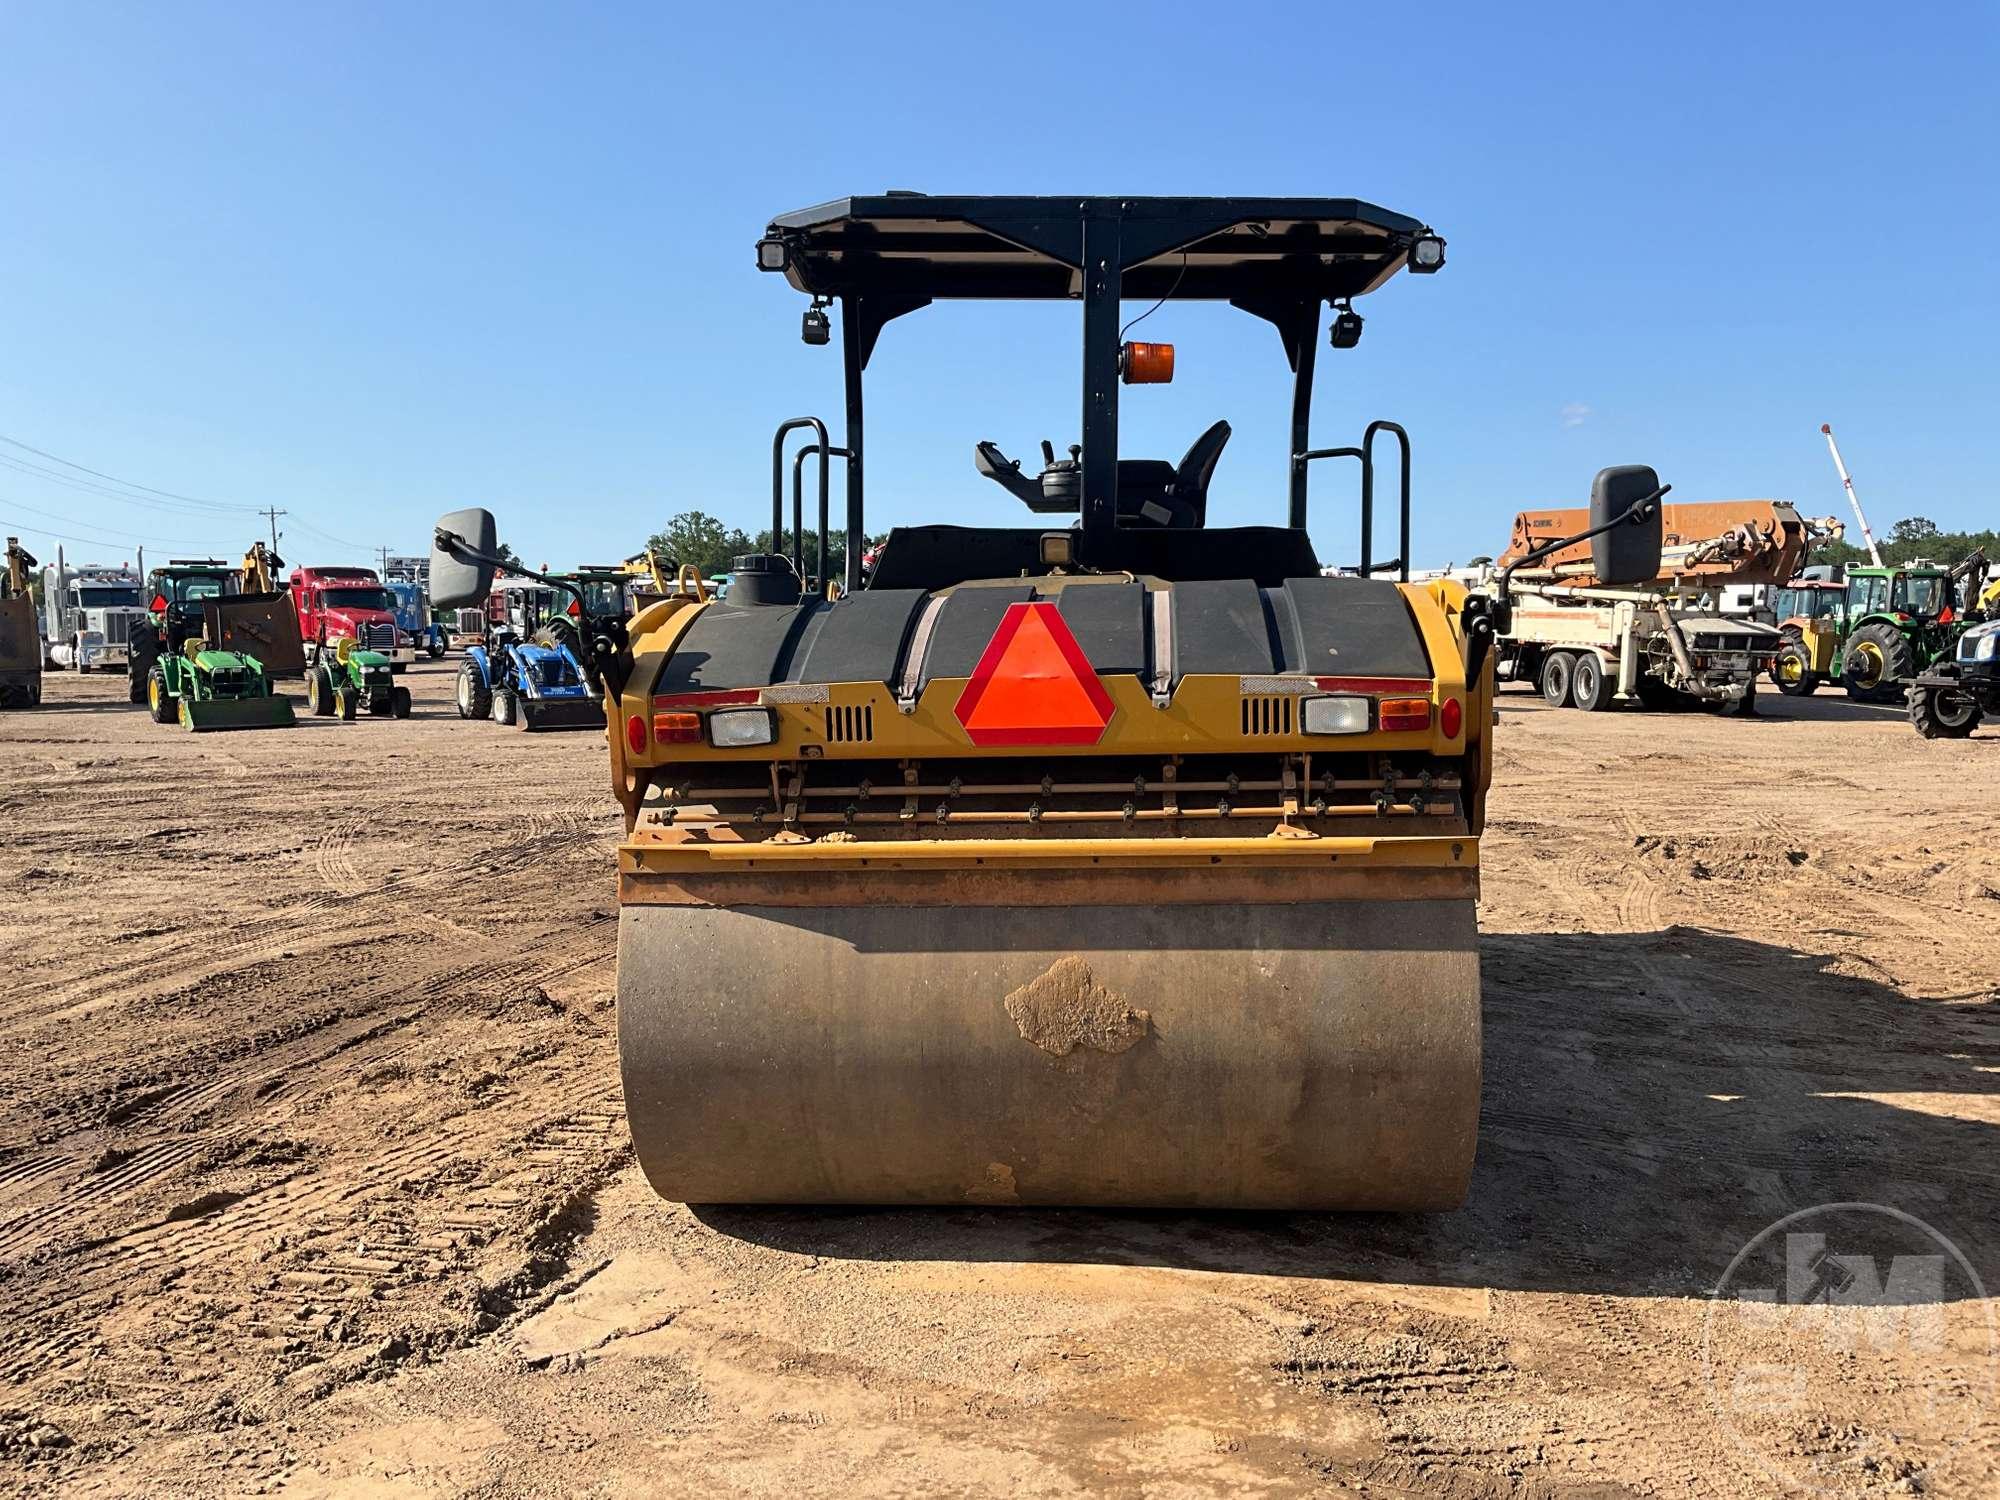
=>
[1240,694,1294,736]
[827,703,875,743]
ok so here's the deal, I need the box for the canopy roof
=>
[763,194,1438,303]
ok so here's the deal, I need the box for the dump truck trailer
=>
[1487,500,1828,712]
[434,193,1673,1211]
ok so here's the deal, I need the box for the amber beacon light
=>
[1119,340,1175,384]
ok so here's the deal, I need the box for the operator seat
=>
[1114,420,1231,528]
[973,420,1232,528]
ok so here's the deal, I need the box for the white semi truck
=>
[41,547,148,673]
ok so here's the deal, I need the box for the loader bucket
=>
[205,595,307,676]
[0,595,36,675]
[519,695,608,731]
[180,694,297,732]
[617,879,1480,1210]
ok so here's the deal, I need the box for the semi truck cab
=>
[289,565,415,670]
[41,552,147,672]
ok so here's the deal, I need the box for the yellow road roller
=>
[433,194,1665,1209]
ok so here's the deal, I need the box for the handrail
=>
[1290,419,1413,581]
[792,443,853,594]
[770,417,830,568]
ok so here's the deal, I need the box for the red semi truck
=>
[288,565,416,671]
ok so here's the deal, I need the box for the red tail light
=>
[625,713,647,755]
[1440,697,1463,738]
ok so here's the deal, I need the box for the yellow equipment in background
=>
[0,536,41,709]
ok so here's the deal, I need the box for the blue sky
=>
[3,1,1995,574]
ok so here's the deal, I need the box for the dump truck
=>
[0,537,41,709]
[432,193,1672,1211]
[40,548,147,673]
[134,554,304,730]
[1485,500,1831,713]
[289,565,414,671]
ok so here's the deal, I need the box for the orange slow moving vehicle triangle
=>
[953,601,1116,747]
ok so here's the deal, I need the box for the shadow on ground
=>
[694,928,2000,1301]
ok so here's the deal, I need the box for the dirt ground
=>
[3,662,1997,1498]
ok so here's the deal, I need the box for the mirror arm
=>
[1496,486,1669,599]
[1488,484,1669,638]
[433,529,628,696]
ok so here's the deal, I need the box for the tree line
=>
[1811,515,1998,569]
[644,510,889,585]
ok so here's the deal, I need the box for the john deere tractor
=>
[1772,555,1985,701]
[133,557,303,730]
[305,637,412,720]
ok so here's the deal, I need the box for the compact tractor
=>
[1773,555,1986,700]
[453,576,606,731]
[306,637,412,719]
[0,537,41,709]
[130,549,304,730]
[433,193,1671,1211]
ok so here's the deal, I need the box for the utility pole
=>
[1819,424,1884,568]
[259,506,287,557]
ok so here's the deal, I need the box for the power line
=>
[0,432,260,515]
[0,452,252,518]
[283,513,372,554]
[0,497,220,549]
[0,514,211,556]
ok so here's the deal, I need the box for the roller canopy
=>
[764,194,1435,308]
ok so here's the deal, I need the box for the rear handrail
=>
[792,443,853,594]
[1291,419,1412,581]
[674,564,709,602]
[771,417,830,566]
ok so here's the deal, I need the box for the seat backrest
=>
[1173,420,1233,526]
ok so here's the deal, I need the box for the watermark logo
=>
[1702,1203,1995,1494]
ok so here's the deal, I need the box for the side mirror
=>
[1590,465,1664,586]
[431,508,498,607]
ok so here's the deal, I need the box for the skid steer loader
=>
[433,194,1666,1210]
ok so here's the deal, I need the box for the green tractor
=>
[305,636,412,720]
[133,560,303,731]
[1771,555,1984,702]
